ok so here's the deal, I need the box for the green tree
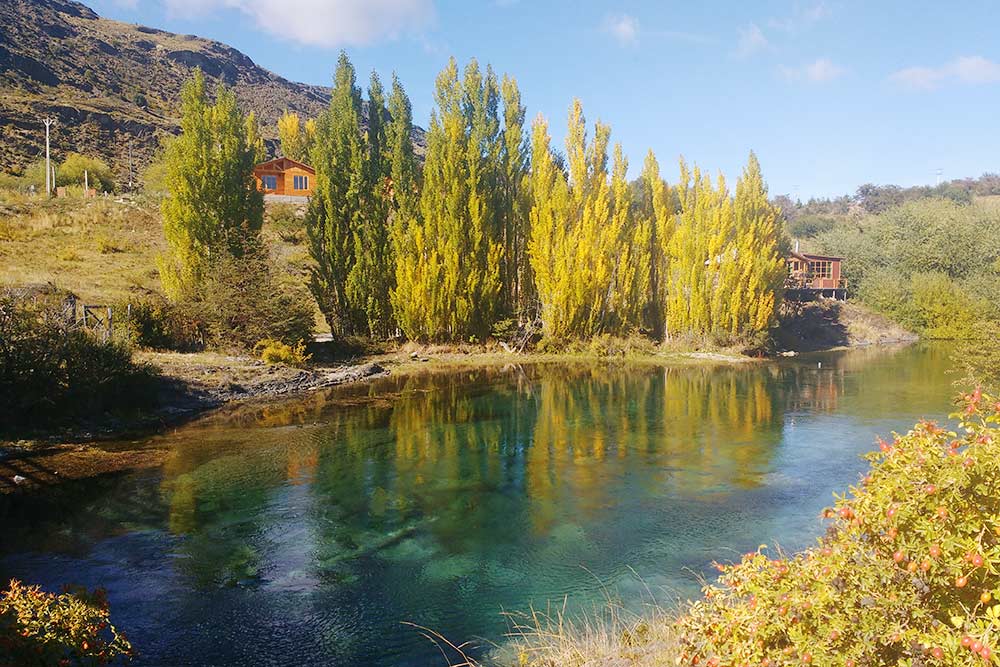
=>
[57,153,115,192]
[345,71,395,338]
[158,69,263,300]
[305,52,366,336]
[392,58,504,341]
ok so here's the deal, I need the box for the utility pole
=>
[935,168,943,186]
[42,117,56,196]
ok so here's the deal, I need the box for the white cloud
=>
[768,2,831,32]
[162,0,433,48]
[602,14,640,47]
[736,22,770,57]
[779,57,846,83]
[891,56,1000,90]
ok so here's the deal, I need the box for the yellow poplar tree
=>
[528,100,648,341]
[392,58,504,341]
[663,154,784,341]
[277,110,316,162]
[729,152,786,335]
[159,70,263,300]
[638,150,674,338]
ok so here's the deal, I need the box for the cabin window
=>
[809,260,833,279]
[262,175,277,190]
[293,175,309,190]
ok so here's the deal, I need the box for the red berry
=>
[963,635,974,647]
[893,550,905,563]
[981,645,992,659]
[972,553,985,567]
[929,544,941,558]
[957,576,969,588]
[930,647,944,659]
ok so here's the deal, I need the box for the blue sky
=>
[85,0,1000,199]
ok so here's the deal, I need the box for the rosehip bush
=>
[676,389,1000,666]
[0,579,133,665]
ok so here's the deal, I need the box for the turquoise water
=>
[0,344,957,665]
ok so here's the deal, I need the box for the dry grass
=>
[418,574,689,667]
[0,191,326,328]
[0,192,163,303]
[491,601,682,667]
[838,300,915,346]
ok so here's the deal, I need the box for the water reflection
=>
[0,345,957,667]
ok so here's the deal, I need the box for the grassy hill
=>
[0,190,321,326]
[0,0,424,186]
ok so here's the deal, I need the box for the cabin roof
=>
[253,157,316,174]
[789,251,842,263]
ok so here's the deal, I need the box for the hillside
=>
[0,0,423,184]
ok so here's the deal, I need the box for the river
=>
[0,343,957,666]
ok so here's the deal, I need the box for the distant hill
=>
[0,0,424,184]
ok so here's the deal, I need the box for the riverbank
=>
[0,345,758,494]
[0,303,914,496]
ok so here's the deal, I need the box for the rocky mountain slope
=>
[0,0,422,184]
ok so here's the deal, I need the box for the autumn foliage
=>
[676,389,1000,666]
[0,579,132,665]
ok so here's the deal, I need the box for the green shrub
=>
[675,392,1000,666]
[57,153,115,192]
[0,578,133,665]
[253,338,310,366]
[0,287,159,434]
[94,234,126,254]
[114,296,200,351]
[953,322,1000,394]
[909,272,980,339]
[177,253,314,350]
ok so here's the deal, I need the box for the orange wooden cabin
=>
[252,157,315,197]
[786,246,847,300]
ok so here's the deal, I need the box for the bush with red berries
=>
[676,389,1000,666]
[0,579,132,666]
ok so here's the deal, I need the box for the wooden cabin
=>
[786,246,846,300]
[252,157,315,197]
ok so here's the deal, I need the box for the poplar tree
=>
[159,69,263,300]
[499,75,531,317]
[392,58,504,341]
[527,100,647,341]
[663,154,784,341]
[306,52,366,336]
[636,151,673,338]
[277,111,316,162]
[346,71,395,337]
[607,143,650,332]
[245,111,266,164]
[527,113,571,340]
[729,152,786,336]
[387,74,419,225]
